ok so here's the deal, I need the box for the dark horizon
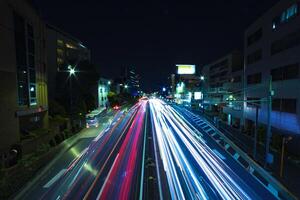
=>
[36,0,278,91]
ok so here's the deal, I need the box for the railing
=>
[184,108,297,200]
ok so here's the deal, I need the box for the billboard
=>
[176,64,196,75]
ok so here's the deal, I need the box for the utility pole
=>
[265,76,273,168]
[253,105,259,160]
[70,75,73,128]
[69,67,75,130]
[280,136,292,177]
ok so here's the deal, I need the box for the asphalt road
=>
[14,108,124,200]
[15,101,148,200]
[14,99,291,200]
[149,99,278,200]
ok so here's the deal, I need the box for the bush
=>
[49,139,56,147]
[49,100,67,117]
[36,144,50,156]
[63,129,72,138]
[54,134,63,144]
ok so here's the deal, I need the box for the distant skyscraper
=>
[123,67,140,96]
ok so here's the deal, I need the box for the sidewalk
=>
[190,109,300,198]
[14,110,116,200]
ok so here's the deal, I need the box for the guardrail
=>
[183,108,297,200]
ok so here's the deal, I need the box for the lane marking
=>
[96,154,120,199]
[213,149,226,160]
[43,169,67,188]
[139,107,148,200]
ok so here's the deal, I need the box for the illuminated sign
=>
[194,92,203,100]
[176,64,196,75]
[176,82,184,93]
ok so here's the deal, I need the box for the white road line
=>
[96,154,119,199]
[43,169,67,188]
[213,149,226,160]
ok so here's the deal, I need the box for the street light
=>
[108,81,111,85]
[69,68,75,75]
[124,84,128,89]
[68,66,76,131]
[200,76,205,113]
[162,87,166,92]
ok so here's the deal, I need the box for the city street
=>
[1,1,299,199]
[13,99,295,200]
[14,108,124,199]
[149,99,278,200]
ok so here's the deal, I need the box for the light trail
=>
[98,100,147,200]
[149,99,265,200]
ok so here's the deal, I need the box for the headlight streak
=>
[149,99,257,200]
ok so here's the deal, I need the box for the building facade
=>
[243,0,300,135]
[201,51,243,122]
[0,0,48,154]
[46,24,91,101]
[98,78,110,108]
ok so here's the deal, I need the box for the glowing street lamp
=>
[108,81,111,85]
[200,75,205,80]
[69,68,75,75]
[124,84,128,89]
[162,87,166,92]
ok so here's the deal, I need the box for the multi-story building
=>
[98,78,110,108]
[201,51,243,123]
[122,67,140,96]
[243,0,300,135]
[0,0,48,156]
[46,24,91,101]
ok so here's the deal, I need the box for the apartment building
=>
[243,0,300,135]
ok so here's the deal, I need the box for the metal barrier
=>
[183,108,297,200]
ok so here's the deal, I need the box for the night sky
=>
[36,0,278,91]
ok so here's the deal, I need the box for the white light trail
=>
[149,99,257,200]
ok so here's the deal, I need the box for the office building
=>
[0,0,48,156]
[98,78,110,108]
[243,0,300,135]
[201,51,243,123]
[46,24,91,101]
[122,67,140,96]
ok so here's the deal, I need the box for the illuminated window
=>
[272,3,298,30]
[57,58,64,65]
[29,83,37,105]
[57,39,64,46]
[66,43,77,49]
[57,48,64,56]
